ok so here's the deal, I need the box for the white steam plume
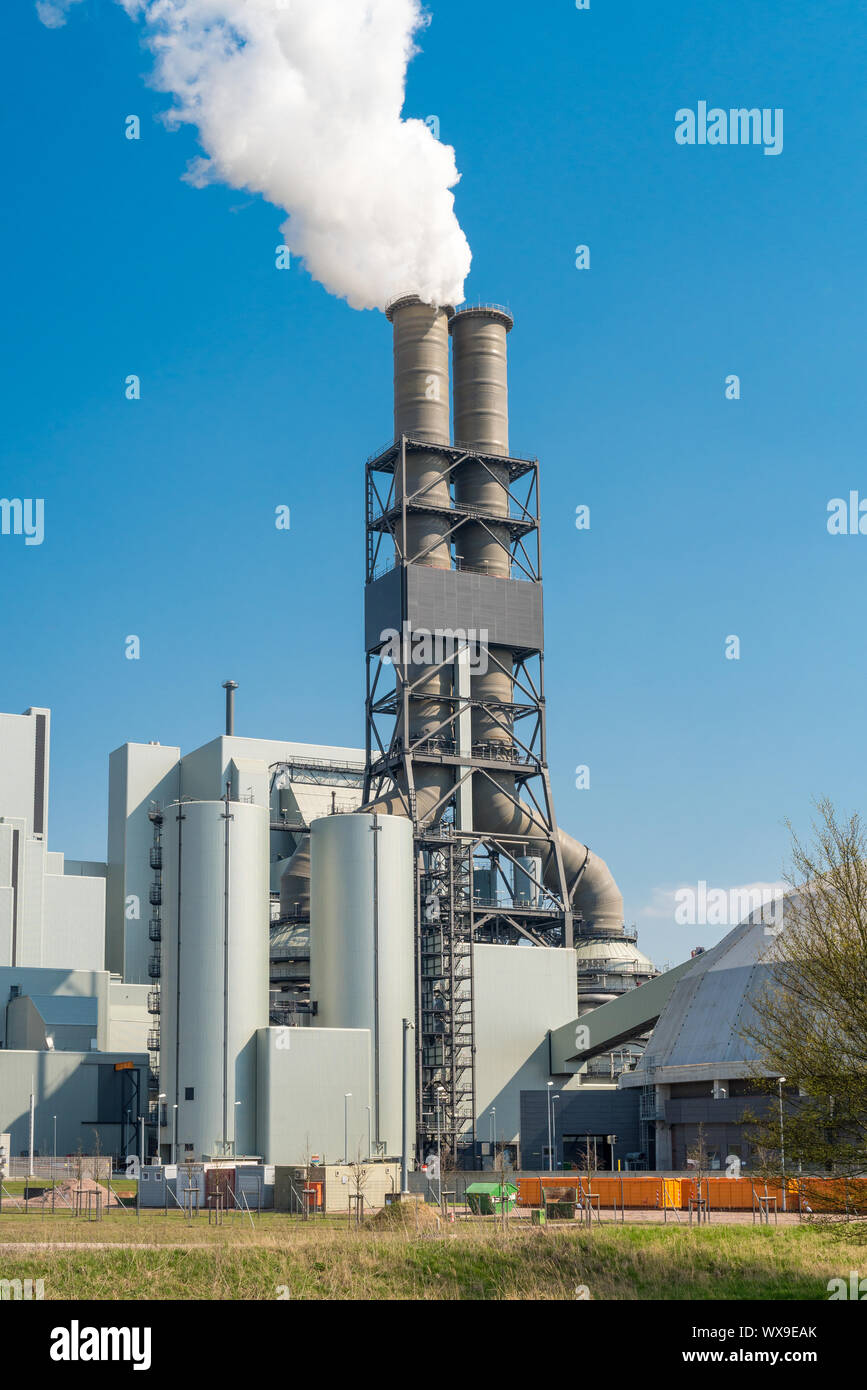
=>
[39,0,471,310]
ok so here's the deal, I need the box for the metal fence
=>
[3,1156,111,1182]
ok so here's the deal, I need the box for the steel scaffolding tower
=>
[363,432,573,1165]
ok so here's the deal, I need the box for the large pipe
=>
[280,298,456,916]
[449,307,624,937]
[451,305,512,578]
[387,295,453,570]
[281,300,624,938]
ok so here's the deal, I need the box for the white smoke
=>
[38,0,471,310]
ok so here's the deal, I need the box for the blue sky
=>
[3,0,866,966]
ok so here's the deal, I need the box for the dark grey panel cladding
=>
[364,567,404,652]
[520,1088,641,1169]
[97,1062,126,1121]
[33,713,46,835]
[664,1096,774,1126]
[365,567,543,653]
[409,569,543,651]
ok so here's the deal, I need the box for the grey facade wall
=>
[474,944,577,1145]
[0,1049,147,1159]
[520,1088,641,1170]
[256,1026,372,1166]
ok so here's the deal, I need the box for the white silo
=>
[159,797,269,1160]
[310,813,414,1158]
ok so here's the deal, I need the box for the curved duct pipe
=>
[449,307,624,938]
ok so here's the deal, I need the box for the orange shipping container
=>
[518,1178,542,1208]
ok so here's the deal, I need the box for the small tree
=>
[685,1122,711,1220]
[492,1143,511,1230]
[91,1128,103,1186]
[741,800,867,1216]
[348,1150,370,1226]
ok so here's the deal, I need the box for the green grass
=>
[2,1179,137,1197]
[0,1215,861,1300]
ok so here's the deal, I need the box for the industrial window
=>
[141,1171,149,1181]
[185,1087,194,1101]
[184,1143,194,1152]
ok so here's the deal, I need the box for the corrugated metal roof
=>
[626,901,796,1081]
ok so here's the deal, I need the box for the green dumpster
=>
[466,1182,518,1215]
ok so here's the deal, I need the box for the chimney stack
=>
[222,680,238,736]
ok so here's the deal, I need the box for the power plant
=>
[1,299,781,1182]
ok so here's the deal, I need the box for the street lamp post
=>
[234,1100,242,1156]
[436,1087,444,1209]
[778,1077,787,1212]
[490,1107,496,1165]
[52,1115,57,1185]
[552,1095,560,1170]
[172,1104,178,1166]
[28,1085,35,1179]
[366,1106,371,1162]
[401,1019,414,1193]
[546,1081,554,1171]
[157,1094,166,1165]
[344,1093,352,1165]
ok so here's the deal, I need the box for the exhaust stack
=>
[449,306,624,937]
[222,680,238,737]
[281,295,624,941]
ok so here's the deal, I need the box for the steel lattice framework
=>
[363,434,576,1163]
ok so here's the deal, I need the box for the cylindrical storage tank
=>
[160,799,269,1161]
[473,867,495,903]
[513,856,542,907]
[310,813,415,1158]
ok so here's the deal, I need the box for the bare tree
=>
[348,1149,370,1226]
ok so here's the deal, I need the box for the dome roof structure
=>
[575,938,657,972]
[620,899,792,1088]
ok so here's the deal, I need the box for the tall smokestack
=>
[381,295,454,817]
[283,294,625,940]
[449,306,624,937]
[222,680,238,737]
[386,295,453,570]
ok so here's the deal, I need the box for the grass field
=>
[0,1211,862,1299]
[2,1179,138,1197]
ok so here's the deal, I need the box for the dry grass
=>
[0,1212,862,1300]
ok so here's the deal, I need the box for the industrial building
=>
[11,297,793,1182]
[618,908,792,1170]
